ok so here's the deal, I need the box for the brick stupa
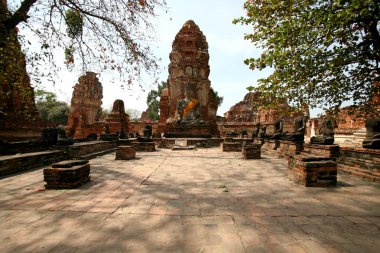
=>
[0,29,41,141]
[106,99,129,135]
[159,20,219,137]
[66,72,103,139]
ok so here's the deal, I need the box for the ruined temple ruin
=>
[105,99,129,135]
[220,92,298,136]
[66,72,103,139]
[0,29,41,141]
[140,111,152,123]
[159,20,219,137]
[312,82,380,147]
[224,92,259,123]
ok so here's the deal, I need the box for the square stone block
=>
[44,160,90,189]
[135,142,156,152]
[303,144,340,158]
[221,142,240,152]
[280,140,304,156]
[243,144,261,159]
[288,155,337,187]
[115,146,136,160]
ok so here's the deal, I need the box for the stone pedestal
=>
[288,155,337,187]
[41,128,58,145]
[135,142,156,152]
[115,146,136,160]
[165,125,211,138]
[280,140,304,156]
[118,139,135,146]
[261,139,303,158]
[353,128,367,139]
[100,133,119,142]
[243,144,261,159]
[155,137,215,149]
[261,140,279,157]
[303,144,340,159]
[234,138,254,149]
[44,160,90,189]
[333,128,366,148]
[221,142,240,152]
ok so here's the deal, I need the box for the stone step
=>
[64,141,115,158]
[338,164,380,182]
[77,148,117,160]
[172,146,197,150]
[0,150,67,177]
[338,156,380,170]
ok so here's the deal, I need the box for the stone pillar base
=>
[116,146,136,160]
[221,142,240,152]
[135,142,156,152]
[243,144,261,159]
[288,155,337,187]
[44,160,90,189]
[303,144,340,158]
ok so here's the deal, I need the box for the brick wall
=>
[337,147,380,182]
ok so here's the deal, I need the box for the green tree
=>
[246,86,254,93]
[47,102,70,124]
[99,108,110,121]
[0,0,166,114]
[234,0,380,116]
[125,108,141,121]
[210,88,224,107]
[146,81,168,121]
[35,90,57,104]
[35,90,69,125]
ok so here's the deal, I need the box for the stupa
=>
[66,72,103,139]
[159,20,219,137]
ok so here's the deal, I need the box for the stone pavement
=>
[0,148,379,253]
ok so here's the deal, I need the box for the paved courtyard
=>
[0,148,379,253]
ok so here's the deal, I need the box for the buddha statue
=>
[258,125,267,139]
[177,82,200,124]
[310,119,334,145]
[252,123,260,140]
[104,124,110,134]
[56,125,74,146]
[137,125,152,142]
[362,118,380,149]
[272,118,283,140]
[282,115,308,142]
[240,128,249,138]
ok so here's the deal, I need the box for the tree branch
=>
[3,0,38,32]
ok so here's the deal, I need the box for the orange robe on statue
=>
[182,98,199,118]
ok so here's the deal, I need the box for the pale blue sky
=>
[33,0,275,117]
[153,0,272,115]
[151,1,327,117]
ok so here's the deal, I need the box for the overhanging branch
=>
[3,0,38,32]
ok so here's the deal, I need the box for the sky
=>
[152,0,274,115]
[30,0,275,117]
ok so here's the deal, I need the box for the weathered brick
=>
[44,160,90,189]
[288,155,337,187]
[337,147,380,182]
[134,142,155,152]
[221,142,240,152]
[115,146,136,160]
[243,144,261,159]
